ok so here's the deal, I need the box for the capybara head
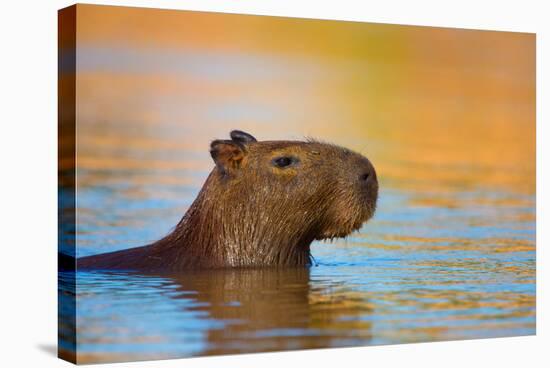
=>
[210,130,378,238]
[166,130,378,268]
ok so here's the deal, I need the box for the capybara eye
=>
[272,156,297,168]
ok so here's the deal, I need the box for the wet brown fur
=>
[78,131,378,271]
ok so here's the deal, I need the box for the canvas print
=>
[58,4,536,364]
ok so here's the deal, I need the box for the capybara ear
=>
[230,130,257,144]
[210,140,247,175]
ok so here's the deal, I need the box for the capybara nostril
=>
[360,172,370,182]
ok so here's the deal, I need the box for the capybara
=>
[77,130,378,270]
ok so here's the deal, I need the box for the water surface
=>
[59,179,535,363]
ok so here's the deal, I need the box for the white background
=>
[0,0,546,367]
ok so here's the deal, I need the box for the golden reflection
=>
[72,269,374,363]
[355,233,536,256]
[72,5,534,195]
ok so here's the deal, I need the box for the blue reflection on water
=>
[59,178,535,362]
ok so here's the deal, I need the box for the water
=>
[58,11,535,362]
[59,177,535,363]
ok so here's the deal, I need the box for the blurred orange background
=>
[72,4,535,197]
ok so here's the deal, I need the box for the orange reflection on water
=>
[72,5,534,196]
